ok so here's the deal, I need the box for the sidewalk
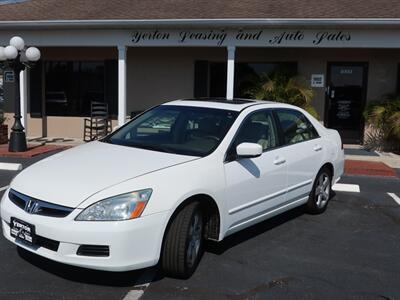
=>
[344,144,399,177]
[0,137,82,158]
[28,136,84,147]
[344,144,400,169]
[0,144,71,158]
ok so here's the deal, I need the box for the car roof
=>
[162,98,278,112]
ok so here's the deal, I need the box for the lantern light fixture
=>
[25,46,41,61]
[0,35,41,152]
[4,45,18,60]
[9,36,25,51]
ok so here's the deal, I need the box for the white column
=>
[226,46,236,100]
[19,69,28,132]
[118,45,127,126]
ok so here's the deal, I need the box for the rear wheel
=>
[306,167,332,214]
[161,202,204,278]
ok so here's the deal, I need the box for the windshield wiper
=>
[129,143,173,154]
[100,136,113,144]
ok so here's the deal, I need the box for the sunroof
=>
[184,98,255,104]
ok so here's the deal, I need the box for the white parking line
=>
[123,269,154,300]
[0,185,9,192]
[387,193,400,205]
[332,183,360,193]
[124,289,145,300]
[0,163,22,171]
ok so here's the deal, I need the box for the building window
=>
[234,62,297,98]
[30,60,118,118]
[45,60,117,117]
[194,61,297,98]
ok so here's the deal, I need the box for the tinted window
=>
[44,60,117,117]
[105,105,238,157]
[207,62,297,98]
[233,110,278,151]
[275,109,319,145]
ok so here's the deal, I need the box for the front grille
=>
[77,245,110,257]
[9,189,74,218]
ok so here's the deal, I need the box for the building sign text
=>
[131,29,353,47]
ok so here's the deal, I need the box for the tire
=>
[161,202,204,279]
[306,167,332,214]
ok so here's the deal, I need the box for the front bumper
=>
[1,189,169,272]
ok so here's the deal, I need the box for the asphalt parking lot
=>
[0,152,399,300]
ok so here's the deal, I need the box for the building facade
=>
[1,0,400,143]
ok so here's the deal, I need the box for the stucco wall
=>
[126,47,226,112]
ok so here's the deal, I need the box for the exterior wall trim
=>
[2,18,400,29]
[2,28,400,48]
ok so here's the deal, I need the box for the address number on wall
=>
[311,74,325,88]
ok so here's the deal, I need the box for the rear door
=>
[224,109,288,234]
[274,108,324,203]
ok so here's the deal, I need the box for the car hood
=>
[11,141,198,208]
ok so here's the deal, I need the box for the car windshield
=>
[104,105,239,157]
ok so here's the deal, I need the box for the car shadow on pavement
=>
[17,196,332,284]
[205,205,306,255]
[17,247,160,287]
[15,206,305,286]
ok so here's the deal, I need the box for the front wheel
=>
[306,167,332,214]
[161,202,204,278]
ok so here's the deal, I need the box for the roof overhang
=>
[1,18,400,30]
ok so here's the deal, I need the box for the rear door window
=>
[275,109,319,145]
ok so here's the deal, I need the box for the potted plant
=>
[364,94,400,154]
[0,110,7,144]
[244,71,319,119]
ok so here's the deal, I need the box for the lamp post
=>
[0,36,41,152]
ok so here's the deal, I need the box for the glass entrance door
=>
[326,63,368,144]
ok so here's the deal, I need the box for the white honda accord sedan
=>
[1,98,344,278]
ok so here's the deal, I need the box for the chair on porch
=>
[83,101,112,142]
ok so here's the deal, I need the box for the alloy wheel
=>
[187,211,203,268]
[315,173,331,208]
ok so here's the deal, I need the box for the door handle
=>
[313,145,323,152]
[273,156,286,165]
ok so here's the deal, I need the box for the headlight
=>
[75,189,152,221]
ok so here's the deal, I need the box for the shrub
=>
[244,71,319,119]
[363,94,400,153]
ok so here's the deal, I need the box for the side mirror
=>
[236,142,262,159]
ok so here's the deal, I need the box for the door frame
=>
[325,62,369,143]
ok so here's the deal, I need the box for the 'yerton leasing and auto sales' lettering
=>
[131,29,352,47]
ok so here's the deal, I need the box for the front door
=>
[224,109,287,235]
[326,63,368,144]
